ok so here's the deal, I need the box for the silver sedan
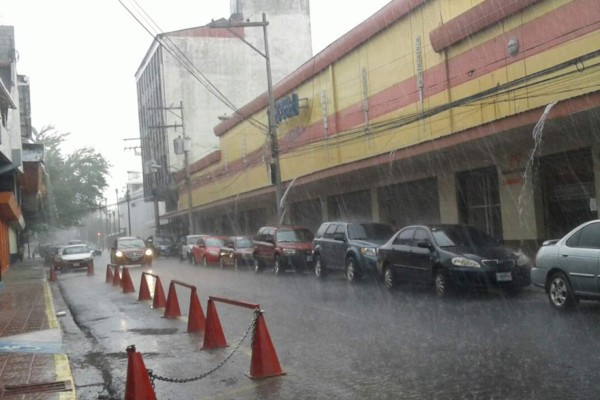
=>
[531,219,600,310]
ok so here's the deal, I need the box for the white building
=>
[134,0,312,235]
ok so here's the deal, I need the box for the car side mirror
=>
[417,240,433,249]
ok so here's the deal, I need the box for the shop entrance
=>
[540,148,595,238]
[457,166,503,239]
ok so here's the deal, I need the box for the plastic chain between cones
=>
[163,283,181,318]
[125,345,157,400]
[187,289,206,333]
[249,312,285,379]
[105,264,114,283]
[202,299,227,349]
[138,274,152,301]
[152,278,167,309]
[112,264,121,287]
[87,260,94,276]
[122,267,136,293]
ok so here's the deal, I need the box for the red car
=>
[253,225,314,275]
[191,236,226,266]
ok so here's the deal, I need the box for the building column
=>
[370,188,380,222]
[320,196,328,222]
[438,172,458,224]
[593,143,600,219]
[497,153,541,255]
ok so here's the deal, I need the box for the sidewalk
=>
[0,258,75,399]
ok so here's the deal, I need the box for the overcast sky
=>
[1,0,391,202]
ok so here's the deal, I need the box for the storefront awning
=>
[0,192,25,229]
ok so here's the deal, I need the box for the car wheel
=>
[203,256,208,268]
[345,257,361,283]
[548,272,577,310]
[384,267,396,290]
[219,257,225,269]
[434,270,450,298]
[314,255,326,279]
[192,254,197,265]
[274,255,283,275]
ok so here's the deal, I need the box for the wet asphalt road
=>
[51,254,600,399]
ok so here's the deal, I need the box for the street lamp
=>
[209,13,283,222]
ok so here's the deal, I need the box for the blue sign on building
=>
[275,93,300,123]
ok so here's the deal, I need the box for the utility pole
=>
[208,13,283,222]
[148,102,194,234]
[116,188,121,235]
[126,189,132,236]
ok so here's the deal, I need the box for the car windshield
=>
[235,238,253,248]
[276,229,313,242]
[432,226,500,248]
[64,245,89,254]
[348,223,393,240]
[118,239,146,248]
[206,238,223,246]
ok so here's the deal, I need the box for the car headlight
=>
[451,257,480,268]
[516,252,530,267]
[145,249,153,256]
[116,250,124,257]
[283,248,297,255]
[360,247,377,257]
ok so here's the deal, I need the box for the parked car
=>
[531,219,600,310]
[219,236,254,269]
[180,234,208,263]
[253,225,314,274]
[377,224,531,296]
[191,236,226,266]
[110,236,153,267]
[148,235,176,257]
[312,221,393,282]
[53,244,95,272]
[43,244,62,266]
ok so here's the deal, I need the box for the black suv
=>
[253,225,314,274]
[312,221,393,282]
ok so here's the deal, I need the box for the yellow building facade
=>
[169,0,600,256]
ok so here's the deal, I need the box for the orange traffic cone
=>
[113,265,121,287]
[125,345,157,400]
[105,264,113,283]
[202,299,227,349]
[187,289,206,333]
[248,311,285,379]
[49,266,58,282]
[87,260,94,276]
[163,282,181,318]
[138,274,151,301]
[122,267,136,293]
[152,277,166,309]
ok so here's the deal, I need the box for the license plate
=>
[496,272,512,282]
[73,262,80,267]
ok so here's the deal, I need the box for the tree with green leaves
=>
[33,125,111,229]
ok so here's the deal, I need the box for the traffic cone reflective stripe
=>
[249,311,284,379]
[125,345,157,400]
[187,289,206,333]
[105,264,113,283]
[122,267,136,293]
[138,274,151,301]
[152,278,166,309]
[163,282,181,318]
[202,299,227,349]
